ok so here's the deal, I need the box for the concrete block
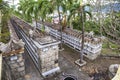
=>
[75,59,87,67]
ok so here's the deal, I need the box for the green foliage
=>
[72,18,100,35]
[0,0,2,3]
[72,17,80,30]
[102,39,120,55]
[102,12,120,44]
[0,32,10,43]
[85,21,100,35]
[0,1,11,43]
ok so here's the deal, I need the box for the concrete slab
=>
[75,59,87,67]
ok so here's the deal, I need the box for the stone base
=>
[75,59,87,67]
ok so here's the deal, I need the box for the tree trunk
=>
[41,19,45,33]
[80,9,84,63]
[57,6,63,49]
[33,19,37,33]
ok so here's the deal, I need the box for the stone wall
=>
[4,51,25,80]
[38,45,60,77]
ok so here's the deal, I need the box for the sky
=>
[4,0,19,6]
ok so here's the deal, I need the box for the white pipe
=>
[42,67,60,77]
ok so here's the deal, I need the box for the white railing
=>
[36,22,102,60]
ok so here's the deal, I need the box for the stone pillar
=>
[37,42,60,77]
[4,49,25,80]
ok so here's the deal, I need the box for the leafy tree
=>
[103,12,120,45]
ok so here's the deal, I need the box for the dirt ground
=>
[62,44,120,80]
[24,44,120,80]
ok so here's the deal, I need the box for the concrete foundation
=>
[75,59,87,67]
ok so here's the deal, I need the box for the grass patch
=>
[102,39,120,55]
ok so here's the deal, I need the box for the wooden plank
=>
[3,48,24,57]
[0,54,2,80]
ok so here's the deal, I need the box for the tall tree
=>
[18,0,43,32]
[26,0,41,32]
[50,0,72,49]
[48,0,62,49]
[39,0,54,22]
[68,0,92,63]
[18,0,32,22]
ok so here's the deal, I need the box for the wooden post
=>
[0,54,2,80]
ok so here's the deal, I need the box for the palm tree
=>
[51,0,64,43]
[68,0,92,63]
[40,0,54,21]
[50,0,72,50]
[38,0,55,32]
[18,0,43,32]
[60,0,75,29]
[18,0,32,22]
[26,0,41,32]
